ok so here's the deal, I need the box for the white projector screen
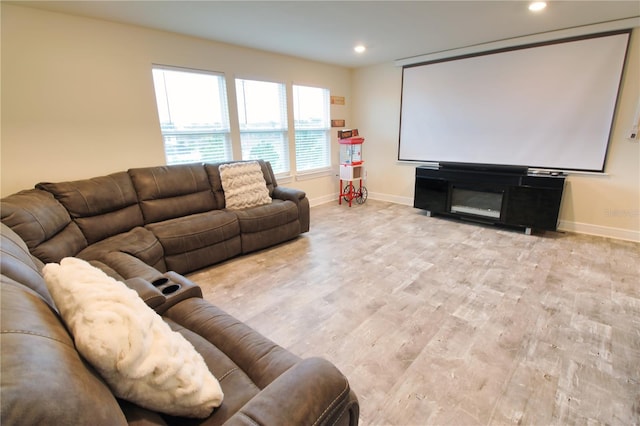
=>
[398,31,630,172]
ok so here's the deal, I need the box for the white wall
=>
[0,4,351,203]
[353,31,640,242]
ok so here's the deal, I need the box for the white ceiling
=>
[13,1,640,68]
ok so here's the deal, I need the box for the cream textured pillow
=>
[219,161,272,209]
[42,257,223,418]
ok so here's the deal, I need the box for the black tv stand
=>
[414,164,565,233]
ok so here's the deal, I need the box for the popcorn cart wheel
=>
[342,183,368,204]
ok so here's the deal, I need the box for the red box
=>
[338,137,365,145]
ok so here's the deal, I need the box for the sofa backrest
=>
[1,281,129,426]
[1,222,128,425]
[0,223,56,309]
[128,164,218,223]
[205,160,277,208]
[2,160,280,263]
[36,172,144,245]
[0,189,88,263]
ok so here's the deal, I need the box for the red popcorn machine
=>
[338,129,367,207]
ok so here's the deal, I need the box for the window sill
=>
[295,168,333,181]
[275,173,293,184]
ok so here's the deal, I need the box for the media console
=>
[414,163,565,234]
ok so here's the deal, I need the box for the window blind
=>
[152,66,231,165]
[236,79,289,174]
[293,85,331,173]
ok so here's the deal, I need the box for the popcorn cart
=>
[338,129,367,207]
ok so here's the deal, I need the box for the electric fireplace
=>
[413,163,565,233]
[450,187,503,219]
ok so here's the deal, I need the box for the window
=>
[235,79,289,174]
[293,85,331,173]
[152,66,231,165]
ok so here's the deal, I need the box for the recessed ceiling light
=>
[354,45,366,54]
[529,2,547,12]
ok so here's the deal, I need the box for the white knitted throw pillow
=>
[42,257,223,418]
[219,161,272,209]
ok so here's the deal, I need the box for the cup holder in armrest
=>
[151,277,181,295]
[161,284,181,295]
[152,277,169,287]
[124,277,166,309]
[153,272,203,314]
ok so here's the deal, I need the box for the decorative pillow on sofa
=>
[219,161,272,209]
[42,257,223,418]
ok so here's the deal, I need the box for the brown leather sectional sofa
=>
[0,161,359,425]
[2,160,310,279]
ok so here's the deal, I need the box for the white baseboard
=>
[367,192,414,206]
[558,220,640,243]
[309,193,339,207]
[310,191,414,207]
[310,192,640,243]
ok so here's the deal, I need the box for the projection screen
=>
[398,31,631,172]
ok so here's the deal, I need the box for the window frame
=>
[152,65,232,165]
[235,78,290,175]
[292,84,332,176]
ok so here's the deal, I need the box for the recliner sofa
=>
[1,160,359,425]
[2,160,309,279]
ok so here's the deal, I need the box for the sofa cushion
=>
[164,319,266,423]
[219,161,272,209]
[146,210,239,255]
[42,257,224,418]
[205,160,277,208]
[164,297,301,388]
[96,251,167,282]
[1,189,87,263]
[165,298,358,425]
[1,280,128,426]
[77,226,166,273]
[146,210,241,274]
[233,200,300,253]
[162,237,242,275]
[234,199,299,233]
[164,297,301,423]
[37,172,143,245]
[129,164,218,223]
[240,221,301,254]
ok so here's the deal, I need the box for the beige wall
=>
[1,4,351,203]
[353,31,640,242]
[3,4,638,241]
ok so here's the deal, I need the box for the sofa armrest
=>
[95,251,165,282]
[225,357,358,426]
[272,186,306,202]
[123,277,166,309]
[272,187,310,233]
[152,271,203,314]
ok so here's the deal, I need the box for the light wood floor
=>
[188,200,640,426]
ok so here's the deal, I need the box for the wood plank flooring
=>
[188,200,640,426]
